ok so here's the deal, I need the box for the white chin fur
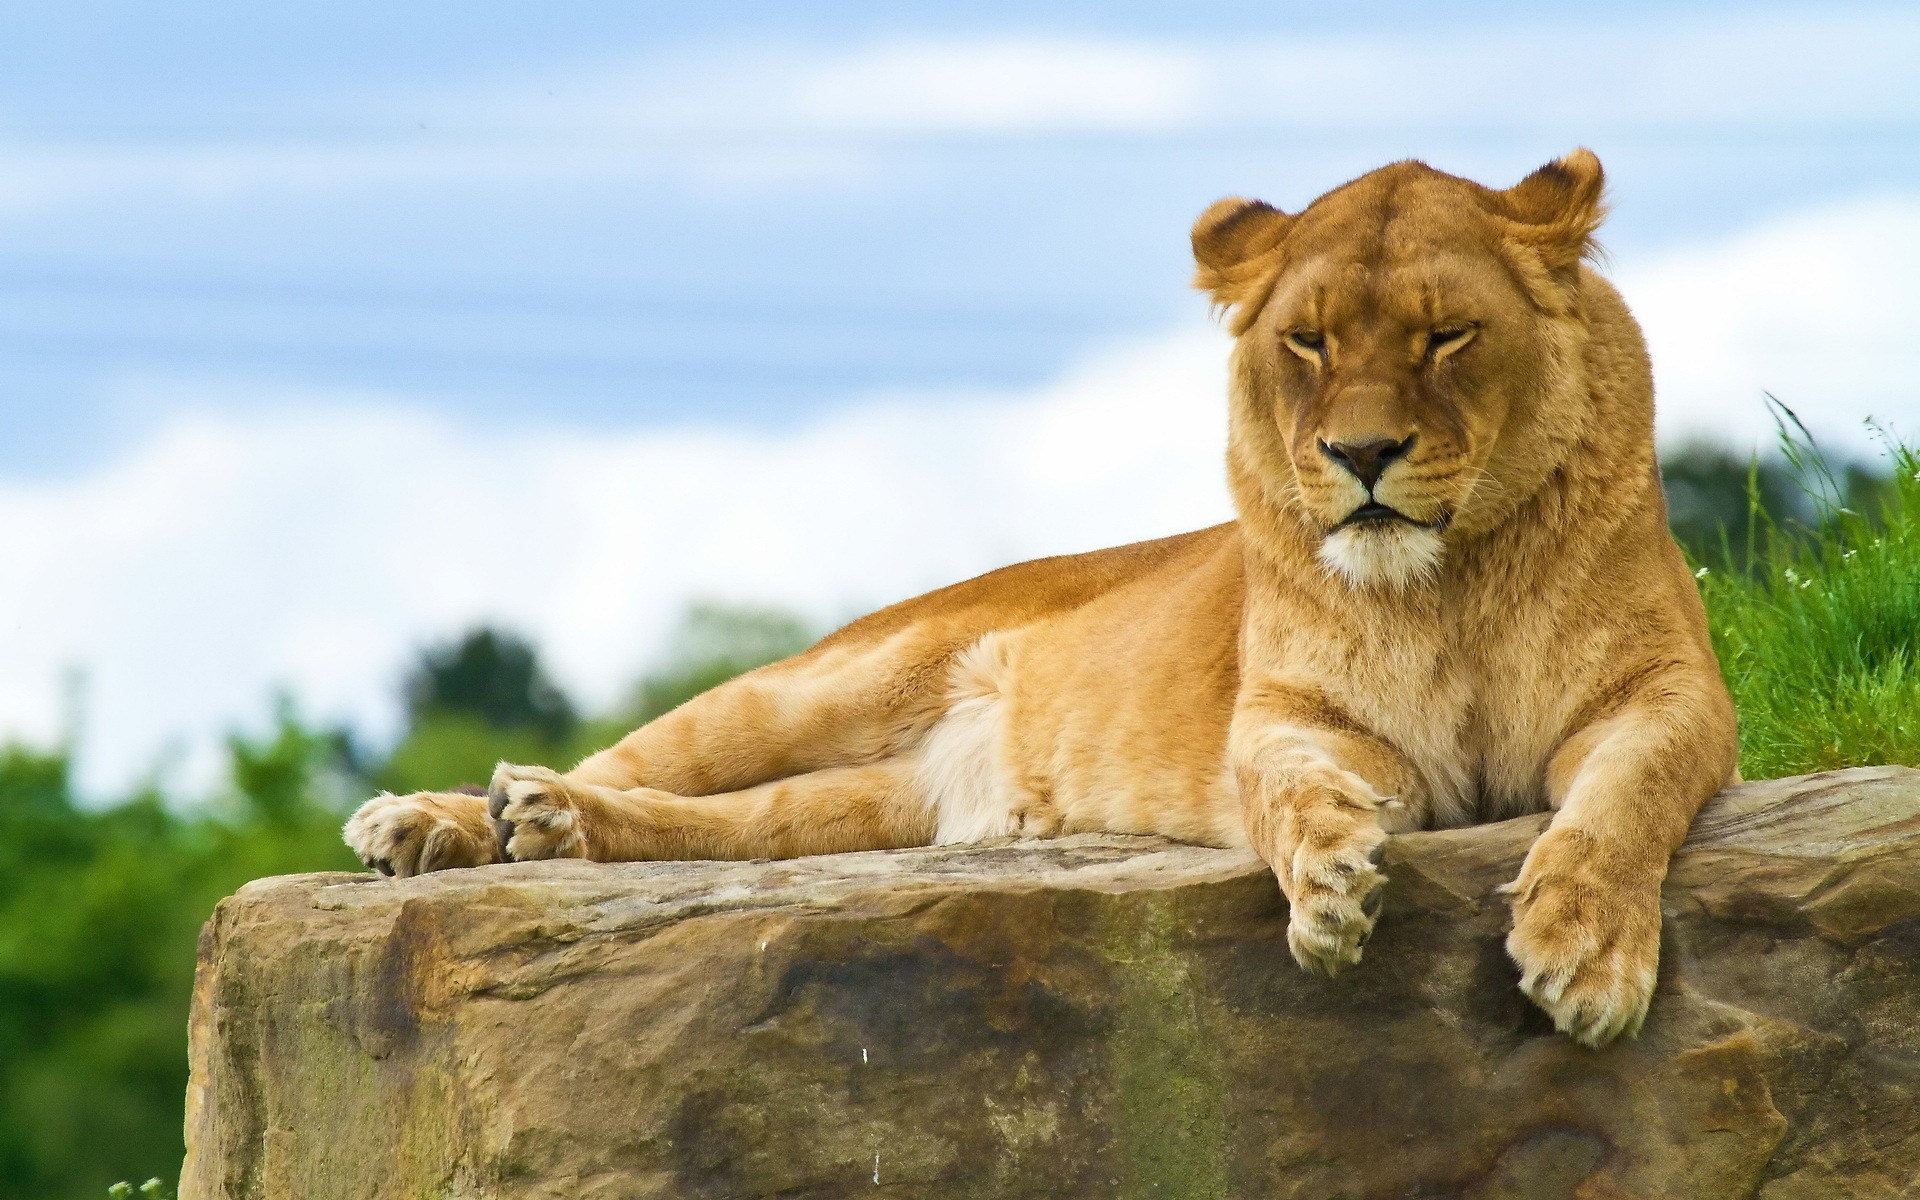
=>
[1317,523,1444,589]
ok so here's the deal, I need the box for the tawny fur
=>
[346,150,1738,1047]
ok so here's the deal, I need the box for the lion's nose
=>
[1319,434,1415,489]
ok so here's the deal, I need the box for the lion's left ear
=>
[1496,148,1607,272]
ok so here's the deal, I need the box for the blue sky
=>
[7,2,1918,472]
[3,2,1918,791]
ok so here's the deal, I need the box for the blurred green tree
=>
[380,627,582,794]
[1661,439,1893,569]
[0,706,358,1200]
[1660,441,1804,566]
[405,628,577,742]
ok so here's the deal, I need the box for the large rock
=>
[181,767,1920,1199]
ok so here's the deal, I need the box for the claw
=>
[1362,882,1386,921]
[1528,965,1576,1007]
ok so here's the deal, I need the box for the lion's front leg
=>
[1503,827,1663,1046]
[488,762,598,862]
[1231,691,1419,976]
[489,757,933,863]
[1266,771,1391,974]
[343,789,502,877]
[1509,677,1736,1046]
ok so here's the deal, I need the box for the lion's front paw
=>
[343,790,499,877]
[488,762,591,862]
[1274,790,1390,976]
[1504,830,1662,1047]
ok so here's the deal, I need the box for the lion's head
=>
[1195,151,1611,588]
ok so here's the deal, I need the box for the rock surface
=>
[181,767,1920,1200]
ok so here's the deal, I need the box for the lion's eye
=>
[1425,325,1476,360]
[1286,329,1327,358]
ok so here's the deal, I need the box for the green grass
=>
[1696,419,1920,778]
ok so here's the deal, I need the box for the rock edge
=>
[182,766,1920,1199]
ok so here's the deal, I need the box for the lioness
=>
[346,150,1738,1046]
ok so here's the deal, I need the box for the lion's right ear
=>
[1191,197,1291,324]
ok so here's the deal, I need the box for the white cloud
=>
[5,193,1915,796]
[0,35,1207,217]
[17,7,1912,216]
[0,138,874,216]
[0,329,1233,797]
[1618,194,1920,455]
[473,12,1919,140]
[0,144,518,213]
[1210,11,1920,132]
[789,38,1206,133]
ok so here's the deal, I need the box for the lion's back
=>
[801,522,1245,660]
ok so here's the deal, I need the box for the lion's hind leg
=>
[488,758,934,863]
[569,627,957,800]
